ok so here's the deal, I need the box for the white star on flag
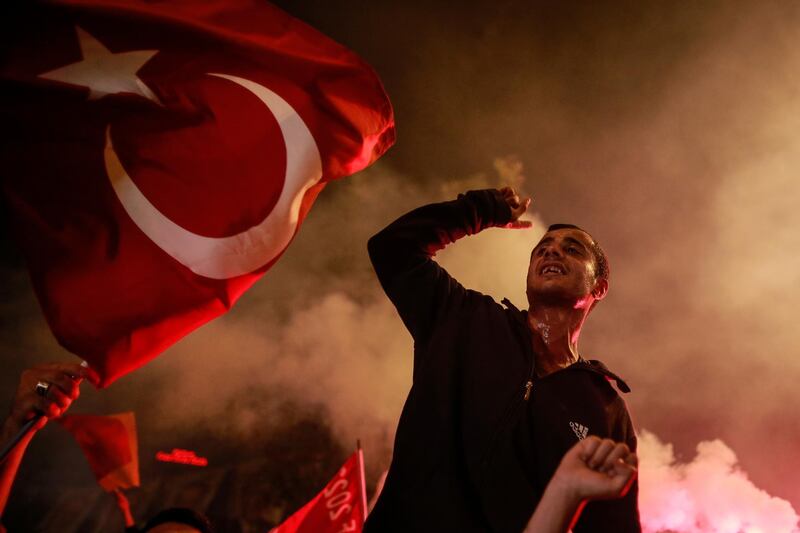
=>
[39,26,160,104]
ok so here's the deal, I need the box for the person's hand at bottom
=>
[551,436,638,503]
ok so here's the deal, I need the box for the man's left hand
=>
[498,186,532,229]
[2,362,92,438]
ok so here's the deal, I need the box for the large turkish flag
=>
[0,1,395,386]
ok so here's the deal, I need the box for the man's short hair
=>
[141,507,215,533]
[546,224,610,282]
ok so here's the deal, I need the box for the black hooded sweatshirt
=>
[364,189,640,533]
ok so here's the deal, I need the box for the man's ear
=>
[592,278,609,301]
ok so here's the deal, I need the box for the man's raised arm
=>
[367,187,530,348]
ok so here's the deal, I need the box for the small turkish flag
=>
[0,1,395,386]
[57,412,140,492]
[271,449,368,533]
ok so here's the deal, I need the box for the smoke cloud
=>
[638,430,799,533]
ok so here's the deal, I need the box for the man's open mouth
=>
[540,263,566,275]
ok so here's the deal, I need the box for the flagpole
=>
[0,415,41,464]
[357,439,368,523]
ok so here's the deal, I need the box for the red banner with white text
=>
[271,449,368,533]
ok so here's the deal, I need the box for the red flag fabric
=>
[0,1,395,387]
[271,449,368,533]
[57,412,140,492]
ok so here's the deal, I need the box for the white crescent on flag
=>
[104,73,323,280]
[42,27,324,280]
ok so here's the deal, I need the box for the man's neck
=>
[526,304,588,376]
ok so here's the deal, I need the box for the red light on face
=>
[155,448,208,467]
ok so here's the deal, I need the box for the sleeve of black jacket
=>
[367,189,511,381]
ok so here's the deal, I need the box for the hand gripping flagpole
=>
[0,415,42,464]
[0,360,89,463]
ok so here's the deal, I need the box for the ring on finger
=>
[35,380,51,398]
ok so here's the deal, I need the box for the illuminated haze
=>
[2,0,800,530]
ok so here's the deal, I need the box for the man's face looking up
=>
[526,227,606,309]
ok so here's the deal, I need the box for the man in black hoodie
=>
[364,187,640,532]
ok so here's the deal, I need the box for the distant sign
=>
[155,448,208,467]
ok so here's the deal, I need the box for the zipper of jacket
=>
[477,308,537,482]
[511,308,537,407]
[522,309,536,401]
[477,380,529,482]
